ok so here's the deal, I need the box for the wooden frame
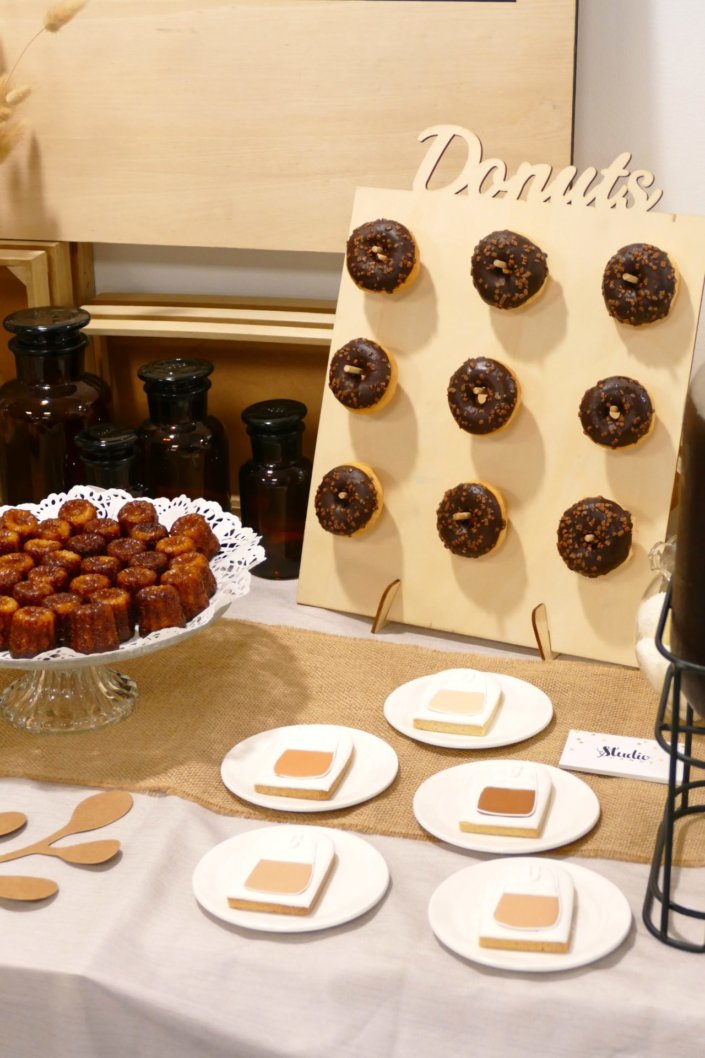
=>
[0,246,51,307]
[0,240,74,305]
[0,0,577,252]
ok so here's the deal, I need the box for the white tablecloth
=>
[1,580,702,1058]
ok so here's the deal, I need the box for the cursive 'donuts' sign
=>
[413,126,662,211]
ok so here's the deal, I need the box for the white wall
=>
[573,0,705,218]
[93,0,705,300]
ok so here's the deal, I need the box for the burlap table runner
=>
[0,618,702,866]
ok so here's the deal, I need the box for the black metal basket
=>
[643,585,705,951]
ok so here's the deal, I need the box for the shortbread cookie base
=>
[478,934,568,953]
[460,820,543,839]
[227,856,336,916]
[254,750,354,800]
[478,861,574,952]
[413,701,500,737]
[459,791,551,838]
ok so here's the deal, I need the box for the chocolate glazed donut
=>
[346,219,419,294]
[447,357,520,435]
[436,482,507,558]
[556,496,632,577]
[328,339,397,413]
[579,376,654,449]
[471,230,548,309]
[314,464,383,537]
[601,243,678,326]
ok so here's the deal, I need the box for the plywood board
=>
[0,0,576,251]
[297,187,705,666]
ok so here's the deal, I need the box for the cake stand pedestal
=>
[0,663,137,735]
[0,486,264,736]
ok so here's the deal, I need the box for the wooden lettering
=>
[413,127,662,211]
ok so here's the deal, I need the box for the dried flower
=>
[44,1,89,33]
[5,85,32,107]
[0,121,26,164]
[0,1,88,163]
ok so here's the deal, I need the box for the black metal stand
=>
[643,585,705,951]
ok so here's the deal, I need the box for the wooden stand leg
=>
[531,603,556,661]
[371,579,401,634]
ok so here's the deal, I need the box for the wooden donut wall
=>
[297,186,705,666]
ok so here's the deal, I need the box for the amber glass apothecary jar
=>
[136,358,231,509]
[239,399,312,580]
[0,306,112,504]
[75,423,141,494]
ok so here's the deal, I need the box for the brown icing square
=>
[477,786,536,816]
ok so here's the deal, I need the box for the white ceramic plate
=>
[384,671,553,749]
[221,724,399,813]
[193,824,390,933]
[428,856,632,973]
[413,760,600,855]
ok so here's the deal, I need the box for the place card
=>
[559,730,683,784]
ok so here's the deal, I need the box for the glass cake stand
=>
[0,487,264,735]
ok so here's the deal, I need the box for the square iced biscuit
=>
[479,861,574,953]
[227,828,336,915]
[254,728,354,800]
[459,762,552,838]
[413,669,502,735]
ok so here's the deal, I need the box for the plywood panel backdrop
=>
[298,187,705,666]
[0,0,576,252]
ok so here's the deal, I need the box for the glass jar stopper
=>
[75,424,138,461]
[241,399,308,434]
[137,358,214,393]
[3,306,91,351]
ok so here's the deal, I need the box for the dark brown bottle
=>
[136,358,231,509]
[239,399,312,580]
[0,306,112,504]
[670,363,705,718]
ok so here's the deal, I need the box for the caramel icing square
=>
[274,749,334,779]
[477,786,536,816]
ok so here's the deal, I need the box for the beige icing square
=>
[274,749,334,778]
[428,689,485,716]
[244,858,313,895]
[493,893,560,930]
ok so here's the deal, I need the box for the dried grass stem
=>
[44,1,89,34]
